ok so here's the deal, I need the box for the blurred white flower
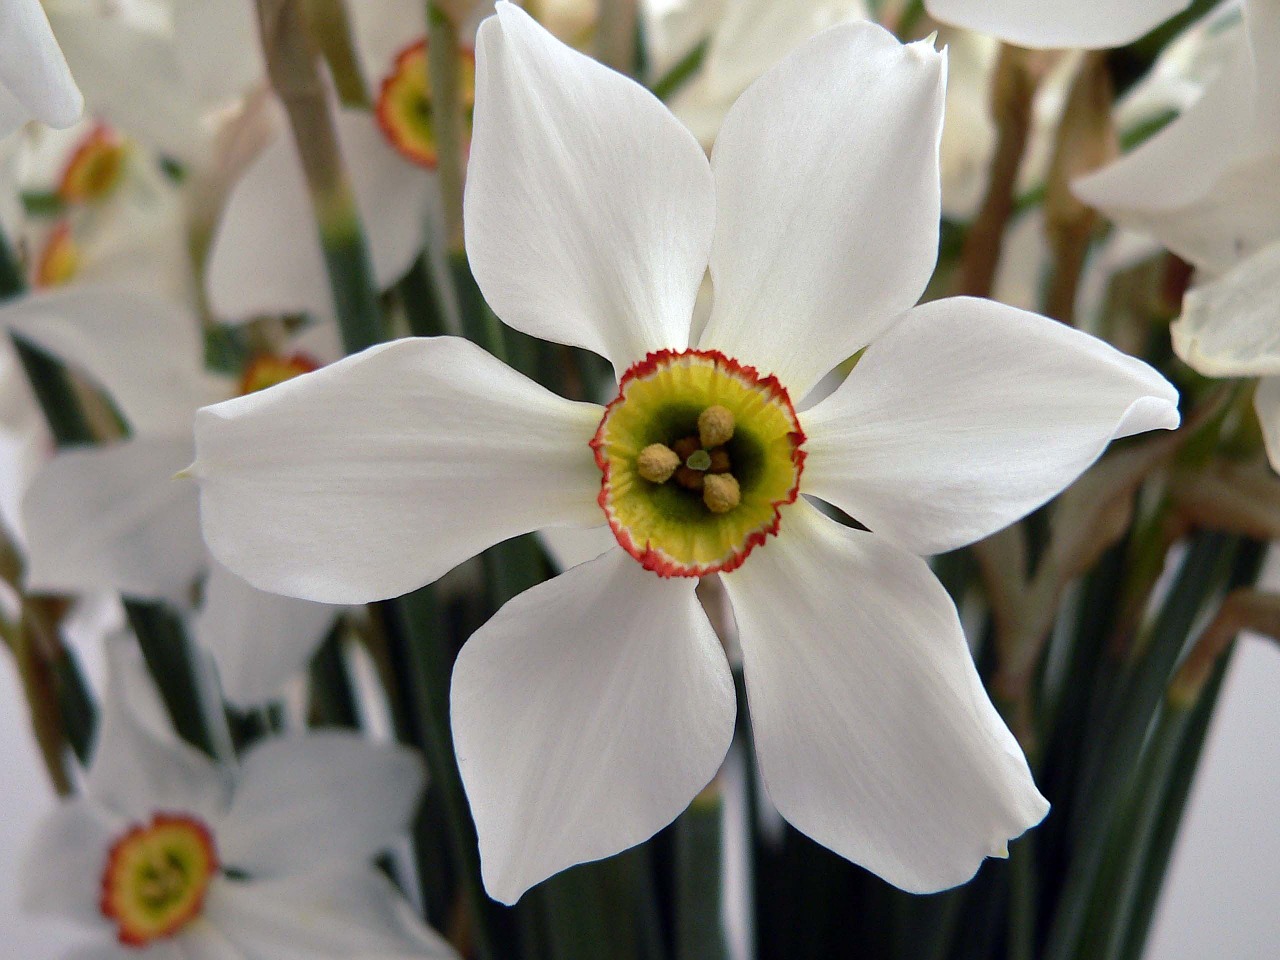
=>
[2,287,342,704]
[1074,0,1276,275]
[206,0,460,324]
[652,0,869,146]
[0,0,83,137]
[188,5,1181,903]
[924,0,1193,50]
[20,634,454,959]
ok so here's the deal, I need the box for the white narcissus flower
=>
[1073,0,1278,276]
[1170,241,1280,471]
[924,0,1193,50]
[1,287,341,705]
[187,4,1180,903]
[0,0,83,137]
[21,636,456,960]
[653,0,869,147]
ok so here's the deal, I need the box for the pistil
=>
[636,406,742,513]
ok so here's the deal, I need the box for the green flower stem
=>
[1116,653,1232,960]
[429,4,467,254]
[125,600,221,757]
[596,0,638,75]
[377,589,504,960]
[1006,834,1038,960]
[649,39,707,101]
[256,0,384,354]
[1042,532,1238,960]
[306,625,361,728]
[399,254,451,338]
[301,0,369,107]
[676,785,729,960]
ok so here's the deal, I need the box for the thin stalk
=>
[398,254,450,338]
[1042,533,1237,960]
[596,0,639,75]
[7,614,72,794]
[953,45,1041,298]
[256,0,383,353]
[1007,835,1038,960]
[650,39,707,100]
[302,0,369,106]
[429,4,467,253]
[306,625,361,728]
[377,590,502,960]
[125,600,219,757]
[676,785,729,960]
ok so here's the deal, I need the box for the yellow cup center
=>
[375,37,476,169]
[99,814,219,947]
[591,349,806,577]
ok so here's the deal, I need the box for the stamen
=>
[637,443,679,483]
[703,474,741,514]
[698,405,735,448]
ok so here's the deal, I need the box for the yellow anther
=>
[698,405,735,448]
[703,474,741,514]
[637,443,680,483]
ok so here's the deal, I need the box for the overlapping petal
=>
[924,0,1192,50]
[698,21,945,400]
[0,0,83,133]
[192,336,603,603]
[85,637,230,823]
[206,107,429,323]
[464,2,715,375]
[724,501,1049,892]
[216,733,424,875]
[801,297,1180,557]
[206,867,456,959]
[0,287,206,437]
[21,438,205,601]
[1173,240,1280,376]
[194,562,341,707]
[19,798,118,927]
[451,546,735,904]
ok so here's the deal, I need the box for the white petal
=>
[175,923,245,960]
[0,0,82,128]
[451,546,735,904]
[699,22,945,400]
[21,438,205,601]
[1173,240,1280,377]
[0,287,205,437]
[206,117,332,323]
[62,945,178,960]
[45,9,200,161]
[20,798,117,927]
[206,868,455,959]
[537,523,617,571]
[194,562,342,707]
[464,2,714,376]
[1255,377,1280,474]
[207,107,427,323]
[86,636,231,822]
[193,336,602,604]
[171,0,264,107]
[724,501,1049,892]
[345,0,427,91]
[699,0,868,101]
[924,0,1191,50]
[339,107,431,295]
[802,296,1180,556]
[216,732,424,875]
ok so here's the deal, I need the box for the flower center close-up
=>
[99,813,219,947]
[376,37,476,169]
[592,349,806,577]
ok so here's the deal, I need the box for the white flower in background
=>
[2,287,341,705]
[648,0,869,147]
[924,0,1193,50]
[21,636,455,960]
[1170,243,1280,471]
[1074,0,1271,276]
[187,4,1179,903]
[207,0,459,323]
[0,0,83,137]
